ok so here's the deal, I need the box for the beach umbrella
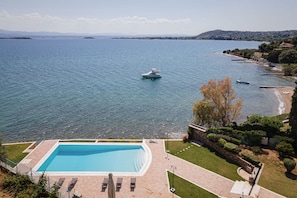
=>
[108,173,115,198]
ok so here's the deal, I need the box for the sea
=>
[0,38,295,142]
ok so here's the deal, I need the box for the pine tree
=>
[289,81,297,139]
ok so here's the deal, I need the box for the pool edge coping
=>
[31,139,152,177]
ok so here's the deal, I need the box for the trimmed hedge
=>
[206,133,241,145]
[242,152,260,165]
[218,138,227,147]
[207,133,218,142]
[224,142,240,154]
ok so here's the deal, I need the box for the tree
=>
[289,82,297,139]
[243,115,283,138]
[192,99,216,127]
[258,43,275,53]
[278,49,297,64]
[283,158,296,173]
[193,77,242,127]
[267,50,282,63]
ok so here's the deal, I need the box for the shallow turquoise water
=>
[0,39,294,142]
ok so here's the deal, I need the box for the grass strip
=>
[166,141,242,181]
[167,171,217,198]
[3,143,31,166]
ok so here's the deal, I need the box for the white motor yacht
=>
[141,68,162,79]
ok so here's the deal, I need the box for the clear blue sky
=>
[0,0,296,35]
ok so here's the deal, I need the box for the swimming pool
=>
[34,142,151,176]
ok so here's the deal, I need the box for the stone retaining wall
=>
[189,124,255,174]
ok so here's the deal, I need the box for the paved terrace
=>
[18,139,285,198]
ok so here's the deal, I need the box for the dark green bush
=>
[243,130,266,146]
[276,141,295,157]
[251,146,262,154]
[239,115,283,138]
[283,158,296,173]
[273,135,295,144]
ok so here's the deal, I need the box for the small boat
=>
[236,80,250,85]
[141,68,162,79]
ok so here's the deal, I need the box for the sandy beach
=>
[226,53,295,115]
[274,87,295,114]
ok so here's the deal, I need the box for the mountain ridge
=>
[1,29,297,41]
[194,29,297,41]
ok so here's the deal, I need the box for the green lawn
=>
[258,152,297,198]
[3,143,31,166]
[167,172,217,198]
[166,141,242,181]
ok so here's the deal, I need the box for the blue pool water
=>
[37,143,147,173]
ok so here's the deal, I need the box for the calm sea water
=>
[0,38,294,142]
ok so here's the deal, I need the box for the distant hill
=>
[1,29,297,41]
[194,30,297,41]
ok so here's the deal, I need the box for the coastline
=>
[225,53,295,115]
[274,87,294,114]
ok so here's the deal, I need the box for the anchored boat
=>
[141,68,162,79]
[236,80,250,85]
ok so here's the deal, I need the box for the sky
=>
[0,0,297,35]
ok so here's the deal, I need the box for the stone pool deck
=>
[18,139,285,198]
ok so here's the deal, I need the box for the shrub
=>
[229,137,241,145]
[283,158,296,173]
[206,128,219,134]
[218,138,227,147]
[182,135,189,143]
[243,130,266,146]
[207,133,218,142]
[3,173,58,198]
[245,115,262,124]
[276,141,295,157]
[251,146,262,155]
[224,142,240,154]
[242,153,261,165]
[273,135,294,144]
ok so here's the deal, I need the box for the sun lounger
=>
[116,178,123,191]
[130,177,136,191]
[73,190,82,198]
[149,139,157,143]
[54,177,65,189]
[67,178,78,192]
[101,177,108,191]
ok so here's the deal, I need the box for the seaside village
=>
[1,34,297,198]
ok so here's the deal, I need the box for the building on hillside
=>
[279,42,294,49]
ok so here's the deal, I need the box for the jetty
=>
[259,86,288,88]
